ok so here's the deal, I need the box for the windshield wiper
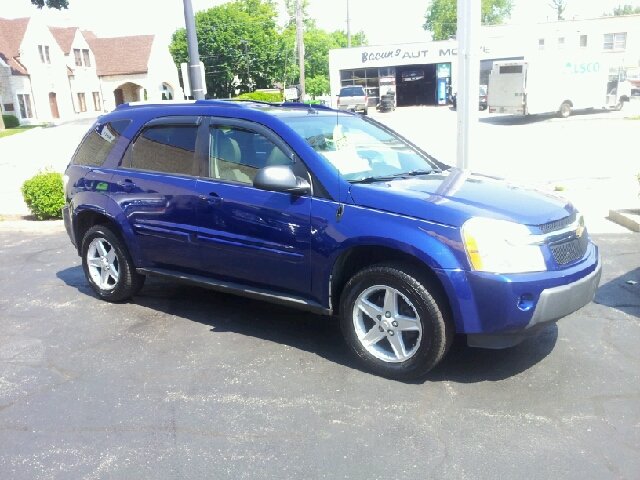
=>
[348,169,439,184]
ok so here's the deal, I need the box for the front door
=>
[49,92,59,119]
[194,119,312,297]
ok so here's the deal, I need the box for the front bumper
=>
[466,252,602,348]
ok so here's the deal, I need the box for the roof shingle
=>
[84,34,154,76]
[48,26,77,55]
[0,17,31,75]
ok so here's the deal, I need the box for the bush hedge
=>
[2,115,20,129]
[21,171,65,220]
[235,91,283,103]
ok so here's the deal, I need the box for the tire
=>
[614,101,624,111]
[339,264,452,380]
[559,102,571,118]
[81,225,144,302]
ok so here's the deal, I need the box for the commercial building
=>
[328,14,640,108]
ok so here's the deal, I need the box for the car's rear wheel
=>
[81,225,144,302]
[340,264,452,380]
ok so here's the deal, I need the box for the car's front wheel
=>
[340,264,452,380]
[81,225,144,302]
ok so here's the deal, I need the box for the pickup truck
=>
[337,86,368,115]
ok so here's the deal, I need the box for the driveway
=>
[0,119,96,215]
[0,223,638,479]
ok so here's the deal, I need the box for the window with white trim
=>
[77,93,87,112]
[17,94,33,118]
[93,92,101,111]
[580,35,587,47]
[603,33,626,50]
[38,45,50,64]
[538,38,545,50]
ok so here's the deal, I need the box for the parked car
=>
[62,100,601,380]
[337,86,368,115]
[451,85,488,110]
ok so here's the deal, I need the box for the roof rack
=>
[115,99,334,111]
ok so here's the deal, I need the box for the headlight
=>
[462,217,546,273]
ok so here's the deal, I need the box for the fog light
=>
[517,293,535,311]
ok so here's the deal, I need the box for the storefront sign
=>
[361,47,458,64]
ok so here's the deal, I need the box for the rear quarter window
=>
[73,119,131,166]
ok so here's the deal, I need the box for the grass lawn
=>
[0,125,44,139]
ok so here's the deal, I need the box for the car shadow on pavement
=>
[57,267,558,384]
[594,267,640,319]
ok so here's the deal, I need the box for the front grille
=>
[539,211,576,234]
[550,232,588,265]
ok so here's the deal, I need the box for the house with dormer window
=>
[0,16,182,125]
[0,16,75,123]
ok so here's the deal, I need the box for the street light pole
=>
[183,0,205,100]
[296,0,306,100]
[347,0,351,48]
[456,0,481,169]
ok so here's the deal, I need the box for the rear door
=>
[110,116,205,272]
[488,63,526,112]
[193,118,313,297]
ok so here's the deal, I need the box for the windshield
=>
[281,113,437,182]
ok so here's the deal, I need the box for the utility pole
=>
[296,0,306,100]
[183,0,205,100]
[347,0,351,48]
[456,0,480,169]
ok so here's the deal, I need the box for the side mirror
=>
[253,165,311,195]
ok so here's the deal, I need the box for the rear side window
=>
[130,125,198,175]
[340,87,365,96]
[73,119,131,166]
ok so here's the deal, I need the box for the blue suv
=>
[62,100,601,379]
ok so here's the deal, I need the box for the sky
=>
[1,0,639,46]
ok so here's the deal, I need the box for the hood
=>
[348,168,573,228]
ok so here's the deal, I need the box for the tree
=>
[279,27,367,96]
[305,75,329,97]
[549,0,567,20]
[604,4,640,15]
[169,0,281,99]
[30,0,68,8]
[423,0,513,41]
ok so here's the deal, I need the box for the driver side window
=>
[209,126,290,185]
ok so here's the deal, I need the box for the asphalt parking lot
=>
[1,104,639,478]
[0,222,638,479]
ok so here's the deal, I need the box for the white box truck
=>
[488,56,632,118]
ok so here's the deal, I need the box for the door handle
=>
[201,192,223,205]
[117,179,136,191]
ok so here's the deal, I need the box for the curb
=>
[608,209,640,233]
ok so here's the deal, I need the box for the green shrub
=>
[235,91,283,103]
[21,171,65,220]
[2,115,20,129]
